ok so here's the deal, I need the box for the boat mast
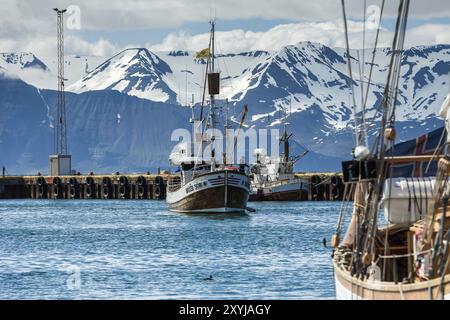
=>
[207,20,219,167]
[283,127,289,163]
[339,0,410,280]
[223,99,229,165]
[281,102,290,163]
[282,124,289,164]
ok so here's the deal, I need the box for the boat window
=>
[181,162,195,171]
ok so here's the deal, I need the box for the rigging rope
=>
[339,0,411,281]
[360,0,367,147]
[341,0,362,148]
[358,0,410,278]
[363,0,386,152]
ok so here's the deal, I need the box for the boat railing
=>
[167,176,182,192]
[377,248,434,284]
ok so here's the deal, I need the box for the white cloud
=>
[0,34,120,58]
[2,0,450,32]
[1,0,450,58]
[3,18,450,59]
[406,24,450,46]
[147,20,450,53]
[65,37,120,57]
[150,22,349,52]
[148,21,376,53]
[0,0,121,57]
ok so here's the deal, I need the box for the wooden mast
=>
[207,20,219,165]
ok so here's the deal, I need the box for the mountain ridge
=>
[1,42,449,173]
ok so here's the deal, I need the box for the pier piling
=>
[0,173,345,201]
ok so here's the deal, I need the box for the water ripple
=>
[0,199,339,299]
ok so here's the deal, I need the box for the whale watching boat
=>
[166,21,251,214]
[249,121,309,201]
[332,0,450,299]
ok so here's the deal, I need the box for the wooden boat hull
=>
[333,260,450,300]
[167,170,250,213]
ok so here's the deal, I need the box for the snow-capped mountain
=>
[5,43,450,126]
[67,48,274,106]
[63,42,450,127]
[0,52,53,88]
[0,52,107,90]
[0,74,191,174]
[1,42,449,174]
[0,52,48,71]
[68,48,177,103]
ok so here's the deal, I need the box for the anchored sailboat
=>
[332,0,450,300]
[166,21,251,214]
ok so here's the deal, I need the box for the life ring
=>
[137,176,146,186]
[311,180,324,201]
[154,184,162,199]
[154,176,166,199]
[310,175,323,200]
[86,183,95,199]
[37,177,46,187]
[69,178,78,199]
[37,177,47,198]
[52,177,62,198]
[38,184,46,198]
[69,177,77,187]
[310,175,321,186]
[330,175,344,200]
[102,177,112,199]
[330,175,342,187]
[137,176,147,198]
[154,175,164,186]
[86,177,95,185]
[119,176,129,198]
[86,177,96,198]
[119,176,128,186]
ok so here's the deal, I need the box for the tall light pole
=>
[54,8,67,155]
[50,8,71,176]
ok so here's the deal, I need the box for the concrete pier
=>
[1,174,167,200]
[0,173,345,201]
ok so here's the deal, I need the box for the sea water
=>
[0,200,340,299]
